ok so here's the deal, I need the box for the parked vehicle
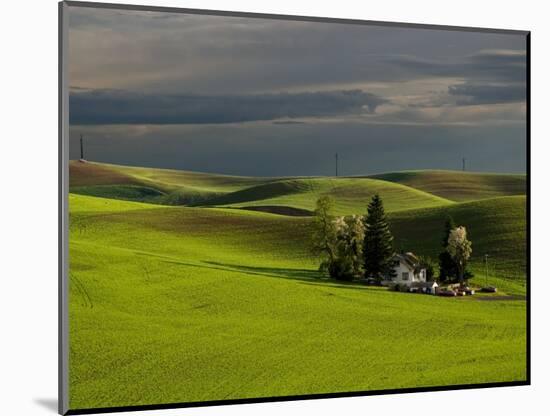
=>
[481,286,498,293]
[438,289,456,297]
[456,286,475,296]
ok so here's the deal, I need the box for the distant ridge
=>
[69,162,526,218]
[367,170,526,201]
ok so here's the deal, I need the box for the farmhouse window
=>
[402,272,409,280]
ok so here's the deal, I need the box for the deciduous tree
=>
[331,215,365,280]
[311,196,337,273]
[447,226,473,284]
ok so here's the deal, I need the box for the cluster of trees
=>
[312,195,473,284]
[312,194,395,282]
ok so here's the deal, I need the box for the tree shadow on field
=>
[160,257,321,283]
[201,262,384,294]
[204,262,391,293]
[204,261,322,283]
[299,280,388,293]
[162,257,379,292]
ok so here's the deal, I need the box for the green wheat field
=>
[68,161,527,409]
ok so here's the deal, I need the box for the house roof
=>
[393,252,422,271]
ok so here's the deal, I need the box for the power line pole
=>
[484,254,489,287]
[335,153,338,177]
[80,134,84,160]
[462,157,466,171]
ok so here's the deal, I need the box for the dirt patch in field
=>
[69,161,140,187]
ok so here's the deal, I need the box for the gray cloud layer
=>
[386,49,526,107]
[66,6,527,174]
[68,8,527,94]
[448,83,526,105]
[70,89,387,125]
[387,49,526,83]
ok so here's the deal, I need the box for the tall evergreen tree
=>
[438,216,457,282]
[363,194,395,282]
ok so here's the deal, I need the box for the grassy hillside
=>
[70,161,269,205]
[70,161,454,215]
[368,170,526,202]
[69,193,526,410]
[202,177,453,215]
[68,163,526,284]
[390,196,527,293]
[70,160,266,191]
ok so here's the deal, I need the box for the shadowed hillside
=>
[202,177,453,215]
[70,161,270,205]
[70,192,526,291]
[368,170,526,202]
[70,161,455,215]
[68,161,526,286]
[390,195,527,288]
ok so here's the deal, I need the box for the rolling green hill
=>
[68,161,526,288]
[68,193,526,409]
[70,161,270,205]
[368,170,526,202]
[70,161,455,215]
[389,196,527,293]
[201,177,453,215]
[71,162,526,213]
[70,160,266,191]
[67,162,527,410]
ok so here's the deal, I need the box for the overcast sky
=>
[67,6,527,176]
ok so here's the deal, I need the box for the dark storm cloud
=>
[69,88,388,125]
[272,120,308,125]
[70,123,527,175]
[68,7,527,95]
[448,83,526,105]
[470,49,526,72]
[386,49,526,108]
[68,8,187,28]
[386,49,526,83]
[66,6,527,174]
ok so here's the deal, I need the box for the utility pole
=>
[462,157,466,172]
[485,254,489,287]
[335,153,339,177]
[80,134,84,160]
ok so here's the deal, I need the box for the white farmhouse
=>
[383,252,438,294]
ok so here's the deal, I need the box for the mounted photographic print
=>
[59,1,530,414]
